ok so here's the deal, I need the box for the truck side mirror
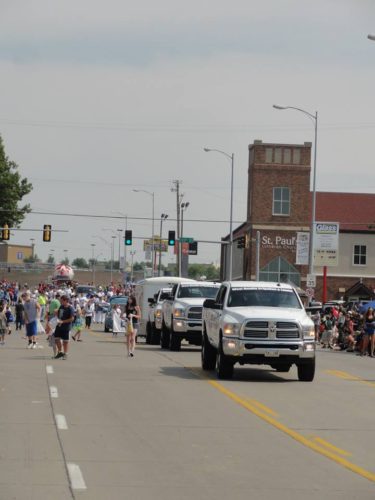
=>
[148,297,155,305]
[204,299,219,309]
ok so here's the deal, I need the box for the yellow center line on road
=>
[207,379,375,483]
[246,399,279,418]
[326,370,375,389]
[310,436,352,458]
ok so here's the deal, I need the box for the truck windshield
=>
[178,286,219,299]
[227,288,302,309]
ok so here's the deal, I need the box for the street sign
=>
[180,237,194,243]
[306,274,316,288]
[313,222,339,267]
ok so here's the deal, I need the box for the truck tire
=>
[297,359,315,381]
[201,330,216,370]
[216,339,233,379]
[170,333,181,351]
[151,327,161,345]
[160,322,170,349]
[146,322,152,344]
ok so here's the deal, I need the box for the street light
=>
[273,104,318,276]
[116,229,123,270]
[204,148,234,280]
[110,236,116,284]
[179,203,189,277]
[112,212,128,279]
[130,250,136,281]
[133,189,155,276]
[91,243,96,285]
[30,238,35,259]
[159,213,168,276]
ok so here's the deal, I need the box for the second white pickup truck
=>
[202,281,316,380]
[161,281,220,351]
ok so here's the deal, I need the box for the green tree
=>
[61,258,69,265]
[188,263,220,281]
[24,254,41,263]
[47,254,55,264]
[0,135,32,228]
[72,257,89,269]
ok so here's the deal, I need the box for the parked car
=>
[76,285,96,296]
[104,295,128,332]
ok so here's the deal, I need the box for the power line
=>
[28,209,244,224]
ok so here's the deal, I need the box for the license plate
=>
[265,350,280,357]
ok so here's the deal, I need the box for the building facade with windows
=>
[221,140,375,301]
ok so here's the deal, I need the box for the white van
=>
[134,277,196,339]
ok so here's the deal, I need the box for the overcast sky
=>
[1,0,374,267]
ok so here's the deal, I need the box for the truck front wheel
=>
[201,331,216,370]
[297,359,315,381]
[216,340,233,379]
[160,322,170,349]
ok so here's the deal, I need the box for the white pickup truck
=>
[161,281,220,351]
[146,287,172,345]
[202,281,316,380]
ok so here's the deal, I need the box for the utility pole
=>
[171,179,183,276]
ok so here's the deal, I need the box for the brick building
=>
[221,140,375,302]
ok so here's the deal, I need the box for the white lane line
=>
[67,463,87,490]
[46,365,54,374]
[50,386,59,398]
[55,414,68,430]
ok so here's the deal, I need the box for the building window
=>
[284,148,291,163]
[353,245,366,266]
[259,257,301,287]
[274,147,282,163]
[265,147,273,163]
[273,187,290,216]
[293,148,301,164]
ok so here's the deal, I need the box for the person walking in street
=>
[54,295,75,360]
[22,291,41,349]
[0,302,7,345]
[15,297,24,331]
[125,296,141,357]
[72,303,84,341]
[84,298,95,330]
[361,307,375,357]
[111,304,124,337]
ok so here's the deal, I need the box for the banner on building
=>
[295,232,309,265]
[313,222,339,267]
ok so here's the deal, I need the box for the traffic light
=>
[1,223,10,240]
[168,230,176,246]
[237,236,246,249]
[43,224,52,242]
[125,230,133,246]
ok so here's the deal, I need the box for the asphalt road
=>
[0,325,374,500]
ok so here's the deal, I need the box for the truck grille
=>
[244,320,300,339]
[187,307,202,320]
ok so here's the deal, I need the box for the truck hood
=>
[175,298,207,308]
[226,306,312,325]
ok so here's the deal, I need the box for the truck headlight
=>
[303,325,315,338]
[173,308,185,318]
[155,310,162,318]
[223,322,241,336]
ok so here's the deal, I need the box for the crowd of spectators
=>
[311,300,375,357]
